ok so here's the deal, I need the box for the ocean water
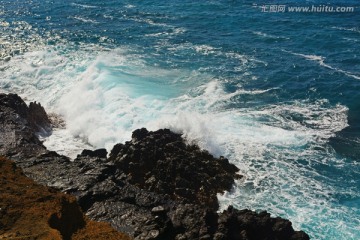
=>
[1,0,359,239]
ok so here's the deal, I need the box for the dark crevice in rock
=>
[0,157,131,240]
[48,198,86,240]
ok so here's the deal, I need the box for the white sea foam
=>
[194,45,219,55]
[2,46,349,156]
[166,42,267,68]
[1,42,357,239]
[72,16,99,24]
[125,4,136,9]
[40,128,93,159]
[0,21,10,27]
[284,50,360,80]
[252,31,290,40]
[71,3,98,9]
[145,27,186,37]
[331,26,360,34]
[128,17,172,28]
[343,37,359,42]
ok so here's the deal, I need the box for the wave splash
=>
[0,41,357,239]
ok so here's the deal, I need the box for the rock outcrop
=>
[0,157,131,240]
[0,93,310,240]
[109,128,242,209]
[0,93,48,159]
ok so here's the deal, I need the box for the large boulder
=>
[109,128,242,209]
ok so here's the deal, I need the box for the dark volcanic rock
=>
[0,93,48,159]
[0,93,51,133]
[79,148,108,158]
[109,128,241,209]
[0,93,29,119]
[28,101,52,132]
[15,129,308,240]
[215,206,309,240]
[0,93,310,240]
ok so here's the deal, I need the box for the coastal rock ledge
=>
[0,93,310,240]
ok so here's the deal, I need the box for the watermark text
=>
[259,5,355,13]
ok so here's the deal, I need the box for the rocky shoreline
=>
[0,93,310,240]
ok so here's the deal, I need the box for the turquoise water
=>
[0,0,359,239]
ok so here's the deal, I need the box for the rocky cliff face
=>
[0,93,310,240]
[0,93,48,159]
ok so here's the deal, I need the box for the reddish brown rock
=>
[0,157,131,240]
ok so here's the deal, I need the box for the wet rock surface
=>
[0,93,310,240]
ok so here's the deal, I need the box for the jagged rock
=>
[16,129,308,240]
[132,128,149,141]
[0,93,310,240]
[0,93,51,133]
[79,148,108,158]
[0,93,28,118]
[109,128,242,209]
[215,206,310,240]
[28,101,52,132]
[0,93,47,159]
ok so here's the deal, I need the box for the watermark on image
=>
[256,4,355,13]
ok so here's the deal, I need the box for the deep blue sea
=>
[1,0,359,239]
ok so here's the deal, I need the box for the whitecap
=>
[1,41,357,240]
[145,27,186,37]
[72,16,99,24]
[284,50,360,80]
[125,4,136,9]
[71,3,98,9]
[128,17,172,28]
[331,26,360,34]
[252,31,290,40]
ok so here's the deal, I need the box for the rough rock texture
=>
[216,206,310,240]
[0,93,48,159]
[109,128,242,209]
[0,93,310,240]
[0,157,131,240]
[0,94,51,133]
